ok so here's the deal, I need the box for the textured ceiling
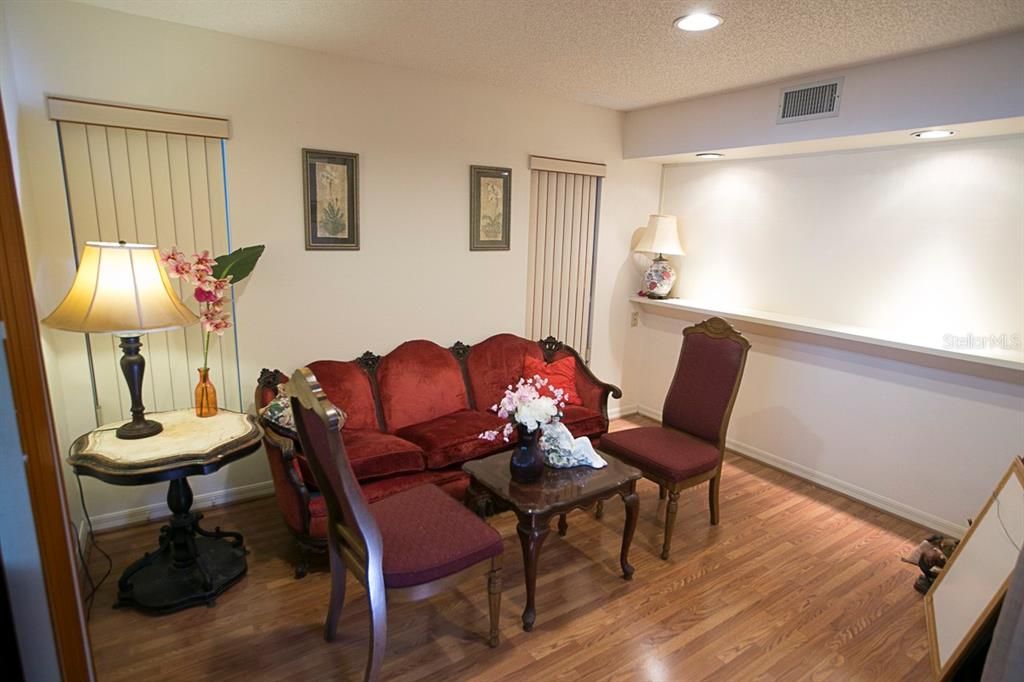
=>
[77,0,1024,111]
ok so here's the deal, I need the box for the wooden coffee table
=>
[463,450,642,631]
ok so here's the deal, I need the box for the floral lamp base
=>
[642,256,676,299]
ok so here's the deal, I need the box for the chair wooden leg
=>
[662,491,680,560]
[487,557,502,648]
[659,485,667,500]
[709,474,721,526]
[365,574,387,682]
[324,535,346,642]
[595,500,604,519]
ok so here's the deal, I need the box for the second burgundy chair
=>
[289,367,504,681]
[601,317,750,559]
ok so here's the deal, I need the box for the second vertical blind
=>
[525,156,605,361]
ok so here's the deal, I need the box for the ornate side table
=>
[68,409,263,614]
[463,450,641,631]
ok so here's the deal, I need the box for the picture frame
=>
[303,148,359,250]
[469,165,511,251]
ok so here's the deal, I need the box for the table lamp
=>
[42,241,198,439]
[634,214,685,299]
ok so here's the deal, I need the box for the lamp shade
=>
[42,241,198,335]
[634,214,685,256]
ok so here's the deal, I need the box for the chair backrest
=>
[662,317,751,446]
[289,367,383,583]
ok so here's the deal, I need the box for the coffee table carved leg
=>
[619,482,639,580]
[557,513,568,537]
[516,514,551,632]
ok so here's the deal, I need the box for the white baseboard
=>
[607,403,637,420]
[631,403,966,537]
[85,480,275,533]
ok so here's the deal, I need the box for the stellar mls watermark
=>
[942,332,1022,351]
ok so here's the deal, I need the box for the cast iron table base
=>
[116,477,247,614]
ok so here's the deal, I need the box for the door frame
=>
[0,92,94,678]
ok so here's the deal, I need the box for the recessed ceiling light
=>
[912,130,955,139]
[695,152,724,159]
[675,13,723,32]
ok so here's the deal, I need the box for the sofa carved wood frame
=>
[256,335,621,577]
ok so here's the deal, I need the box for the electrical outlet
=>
[630,311,639,327]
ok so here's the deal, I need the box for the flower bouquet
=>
[160,244,265,417]
[480,376,567,483]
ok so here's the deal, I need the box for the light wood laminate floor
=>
[84,415,934,681]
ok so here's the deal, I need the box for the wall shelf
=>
[631,296,1024,380]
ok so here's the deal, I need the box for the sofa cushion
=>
[377,340,470,432]
[362,469,469,504]
[600,426,720,483]
[547,348,605,411]
[396,409,509,470]
[524,354,583,405]
[560,405,607,439]
[465,333,538,411]
[371,484,503,588]
[344,429,425,481]
[307,360,380,431]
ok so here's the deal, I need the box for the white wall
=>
[661,136,1024,353]
[627,138,1024,533]
[624,32,1024,159]
[3,0,660,524]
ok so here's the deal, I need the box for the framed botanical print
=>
[469,165,511,251]
[303,148,359,250]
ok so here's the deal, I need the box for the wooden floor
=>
[85,416,934,681]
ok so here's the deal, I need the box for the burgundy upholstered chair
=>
[600,317,750,560]
[288,367,504,681]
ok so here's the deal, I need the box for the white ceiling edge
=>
[647,117,1024,165]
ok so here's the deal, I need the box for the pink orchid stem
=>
[201,302,212,371]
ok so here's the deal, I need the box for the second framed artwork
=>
[470,165,511,251]
[303,148,359,250]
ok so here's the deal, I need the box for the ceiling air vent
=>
[777,77,843,123]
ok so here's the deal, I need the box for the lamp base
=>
[642,255,676,298]
[116,334,162,440]
[116,418,163,440]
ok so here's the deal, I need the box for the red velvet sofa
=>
[256,333,621,576]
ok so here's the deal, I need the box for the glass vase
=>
[195,367,218,418]
[509,423,545,483]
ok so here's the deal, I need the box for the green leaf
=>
[212,245,265,283]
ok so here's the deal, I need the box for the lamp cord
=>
[74,473,112,620]
[994,494,1023,554]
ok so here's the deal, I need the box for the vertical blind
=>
[526,156,605,361]
[49,97,240,425]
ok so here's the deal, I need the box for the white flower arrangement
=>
[479,375,567,442]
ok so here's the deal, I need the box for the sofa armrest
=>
[256,367,288,407]
[539,337,622,420]
[262,426,314,537]
[575,361,622,420]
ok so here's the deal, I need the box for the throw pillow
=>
[523,354,582,406]
[259,384,297,438]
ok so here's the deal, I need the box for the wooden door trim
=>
[0,95,94,678]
